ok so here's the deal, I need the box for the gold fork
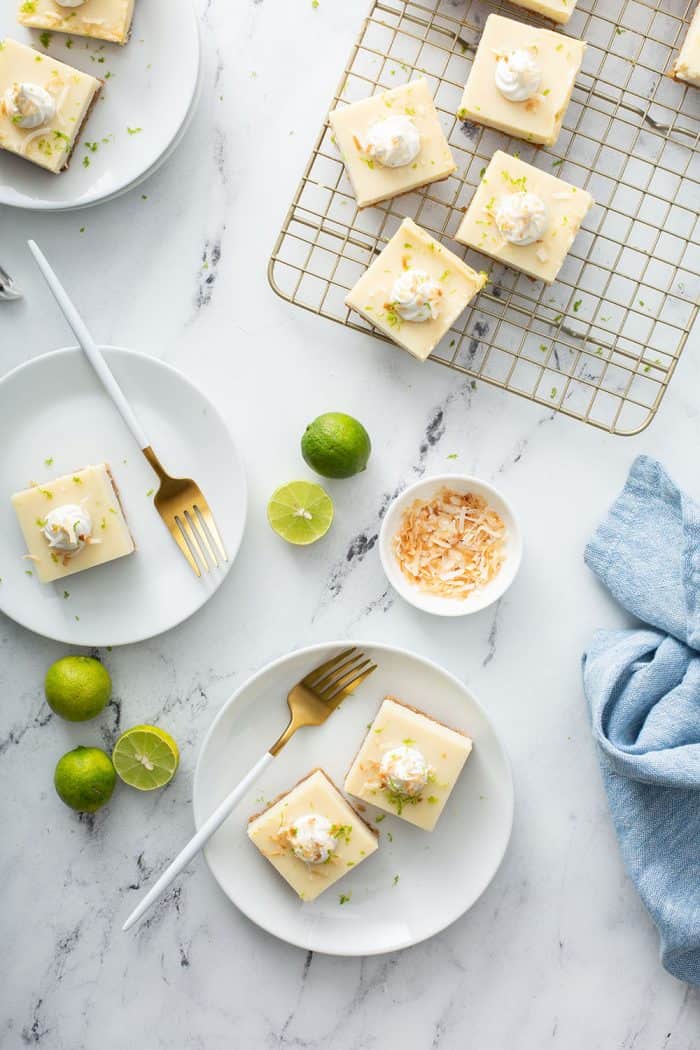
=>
[122,647,377,931]
[142,447,226,576]
[28,239,226,577]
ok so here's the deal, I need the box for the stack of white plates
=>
[0,0,200,211]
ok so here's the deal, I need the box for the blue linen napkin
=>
[582,455,700,985]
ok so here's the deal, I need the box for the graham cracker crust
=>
[105,462,136,551]
[59,78,103,173]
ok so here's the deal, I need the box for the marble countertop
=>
[1,1,699,1047]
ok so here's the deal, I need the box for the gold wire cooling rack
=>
[268,0,699,435]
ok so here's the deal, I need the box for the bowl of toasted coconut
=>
[379,474,522,616]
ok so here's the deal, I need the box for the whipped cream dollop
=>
[380,745,430,799]
[288,814,338,865]
[390,269,442,323]
[4,83,56,130]
[494,192,549,246]
[42,504,92,555]
[363,115,420,168]
[494,48,542,103]
[54,0,88,8]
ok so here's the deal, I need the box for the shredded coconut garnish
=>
[392,487,507,599]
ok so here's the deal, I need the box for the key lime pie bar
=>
[459,15,585,148]
[328,78,456,209]
[247,769,379,901]
[0,38,101,173]
[456,150,593,284]
[345,697,473,831]
[12,464,135,583]
[345,217,486,361]
[504,0,578,24]
[670,5,700,87]
[17,0,136,46]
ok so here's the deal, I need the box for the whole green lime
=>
[45,655,111,722]
[54,746,116,813]
[301,412,371,479]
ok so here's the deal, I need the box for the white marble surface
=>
[1,1,699,1047]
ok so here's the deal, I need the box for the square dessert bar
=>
[459,14,585,147]
[0,38,101,173]
[247,769,379,902]
[456,150,593,284]
[328,78,456,208]
[12,463,135,583]
[344,697,473,831]
[670,5,700,88]
[17,0,136,46]
[504,0,578,24]
[345,217,487,361]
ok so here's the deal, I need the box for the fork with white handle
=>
[122,647,378,932]
[28,239,226,576]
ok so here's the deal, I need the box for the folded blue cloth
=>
[583,455,700,986]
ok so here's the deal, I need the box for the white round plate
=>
[194,641,514,956]
[46,52,203,212]
[0,0,200,211]
[0,347,246,646]
[379,474,523,617]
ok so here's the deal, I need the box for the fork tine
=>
[314,651,368,693]
[187,509,219,568]
[194,501,228,562]
[302,647,358,688]
[170,517,202,577]
[319,658,375,701]
[177,513,210,574]
[323,663,377,703]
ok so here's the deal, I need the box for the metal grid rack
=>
[269,0,699,435]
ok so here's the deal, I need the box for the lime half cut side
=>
[112,725,179,790]
[267,481,334,545]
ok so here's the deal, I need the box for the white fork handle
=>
[122,750,275,932]
[27,239,149,450]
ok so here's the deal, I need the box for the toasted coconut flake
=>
[392,487,507,600]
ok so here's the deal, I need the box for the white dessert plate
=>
[379,474,523,617]
[193,641,514,956]
[0,0,200,211]
[0,346,246,646]
[54,58,202,212]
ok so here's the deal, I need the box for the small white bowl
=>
[379,474,523,617]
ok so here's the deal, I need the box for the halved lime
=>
[267,481,334,545]
[112,725,179,791]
